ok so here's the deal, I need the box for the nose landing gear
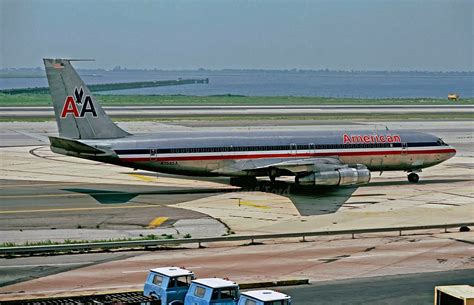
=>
[407,172,420,183]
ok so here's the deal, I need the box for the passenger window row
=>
[162,143,395,154]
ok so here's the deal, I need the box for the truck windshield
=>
[211,287,238,300]
[264,301,290,305]
[170,275,193,287]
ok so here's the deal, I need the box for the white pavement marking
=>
[1,262,94,268]
[121,270,148,274]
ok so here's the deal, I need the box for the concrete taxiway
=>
[0,120,472,243]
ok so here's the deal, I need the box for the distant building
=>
[448,93,459,101]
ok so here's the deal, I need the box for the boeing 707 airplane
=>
[44,59,456,188]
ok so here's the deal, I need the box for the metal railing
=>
[1,222,471,255]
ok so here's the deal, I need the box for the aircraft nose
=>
[450,146,457,157]
[446,145,457,159]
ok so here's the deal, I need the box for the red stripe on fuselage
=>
[119,148,456,162]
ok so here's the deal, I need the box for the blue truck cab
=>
[184,278,240,305]
[238,290,292,305]
[144,267,196,304]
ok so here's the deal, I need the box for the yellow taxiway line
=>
[239,201,271,209]
[128,173,156,183]
[147,217,169,228]
[0,205,159,215]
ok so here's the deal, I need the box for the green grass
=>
[0,113,472,123]
[0,234,175,248]
[1,93,473,106]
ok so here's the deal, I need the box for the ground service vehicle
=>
[144,268,240,305]
[238,290,292,305]
[144,267,196,304]
[185,278,240,305]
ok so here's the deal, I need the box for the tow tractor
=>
[144,267,293,305]
[185,278,240,305]
[144,267,196,304]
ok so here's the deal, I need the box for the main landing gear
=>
[407,172,420,183]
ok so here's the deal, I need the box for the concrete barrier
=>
[1,222,472,256]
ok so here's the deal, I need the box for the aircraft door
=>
[309,143,316,155]
[290,143,297,155]
[150,148,158,161]
[401,143,408,155]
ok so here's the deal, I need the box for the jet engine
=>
[295,166,371,186]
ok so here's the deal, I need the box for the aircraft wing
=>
[214,157,346,175]
[248,157,345,173]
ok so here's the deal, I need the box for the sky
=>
[1,0,472,71]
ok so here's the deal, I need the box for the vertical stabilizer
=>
[43,58,129,139]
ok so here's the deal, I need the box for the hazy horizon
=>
[2,66,473,73]
[2,0,472,72]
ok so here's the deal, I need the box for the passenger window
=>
[194,286,206,298]
[245,299,257,305]
[152,274,163,285]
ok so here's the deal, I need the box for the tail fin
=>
[43,58,129,139]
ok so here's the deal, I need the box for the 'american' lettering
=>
[343,134,401,144]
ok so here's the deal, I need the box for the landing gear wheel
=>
[407,172,419,183]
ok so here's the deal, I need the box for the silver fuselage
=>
[54,129,456,178]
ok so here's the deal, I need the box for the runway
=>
[1,104,473,118]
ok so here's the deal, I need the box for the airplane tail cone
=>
[43,58,129,139]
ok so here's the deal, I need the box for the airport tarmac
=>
[0,119,472,301]
[0,231,472,299]
[0,120,472,244]
[0,120,474,304]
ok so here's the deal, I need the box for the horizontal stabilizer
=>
[49,136,105,154]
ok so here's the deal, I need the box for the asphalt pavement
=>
[280,269,474,305]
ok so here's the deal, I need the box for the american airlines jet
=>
[44,59,456,188]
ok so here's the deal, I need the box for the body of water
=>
[1,70,472,98]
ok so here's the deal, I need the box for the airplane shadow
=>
[63,180,356,216]
[64,174,467,215]
[238,181,357,216]
[62,187,235,204]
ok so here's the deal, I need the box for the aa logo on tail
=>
[60,87,98,118]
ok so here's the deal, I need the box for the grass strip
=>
[0,113,472,123]
[1,93,473,106]
[0,233,177,248]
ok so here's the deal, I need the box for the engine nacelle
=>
[296,166,371,186]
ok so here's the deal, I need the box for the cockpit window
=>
[437,139,447,146]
